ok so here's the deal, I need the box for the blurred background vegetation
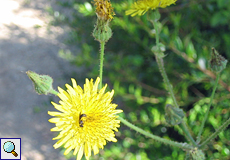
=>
[46,0,230,159]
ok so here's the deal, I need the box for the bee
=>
[79,113,87,127]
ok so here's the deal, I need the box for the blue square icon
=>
[0,138,21,160]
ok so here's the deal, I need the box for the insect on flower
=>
[79,113,87,127]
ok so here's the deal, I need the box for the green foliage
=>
[49,0,230,159]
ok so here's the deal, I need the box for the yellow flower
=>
[48,77,123,160]
[126,0,177,17]
[94,0,115,20]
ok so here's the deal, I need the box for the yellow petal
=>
[66,84,76,95]
[77,146,84,160]
[50,126,62,131]
[53,133,72,149]
[49,118,61,123]
[48,111,63,116]
[73,145,80,155]
[64,145,73,155]
[84,142,91,158]
[51,102,66,112]
[71,78,77,88]
[93,145,99,155]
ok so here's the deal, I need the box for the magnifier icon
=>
[3,141,18,157]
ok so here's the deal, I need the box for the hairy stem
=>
[197,73,220,143]
[152,14,196,147]
[200,117,230,149]
[119,117,193,150]
[180,122,197,146]
[155,56,179,108]
[99,42,105,89]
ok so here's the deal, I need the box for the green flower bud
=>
[93,19,112,43]
[210,48,228,73]
[26,71,55,95]
[152,10,161,22]
[151,42,165,58]
[165,104,185,126]
[189,148,205,160]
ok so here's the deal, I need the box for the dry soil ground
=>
[0,0,80,159]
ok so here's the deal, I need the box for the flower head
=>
[94,0,115,21]
[93,0,114,42]
[48,77,122,160]
[126,0,177,17]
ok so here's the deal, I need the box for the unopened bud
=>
[189,148,205,160]
[93,19,112,43]
[152,10,161,22]
[165,104,185,125]
[210,48,228,73]
[26,71,55,95]
[151,43,165,58]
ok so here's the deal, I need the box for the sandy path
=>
[0,0,78,159]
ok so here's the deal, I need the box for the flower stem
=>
[118,117,193,150]
[180,122,197,147]
[200,117,230,149]
[152,16,196,147]
[99,41,105,89]
[151,14,179,109]
[155,56,179,108]
[197,72,220,143]
[50,89,58,96]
